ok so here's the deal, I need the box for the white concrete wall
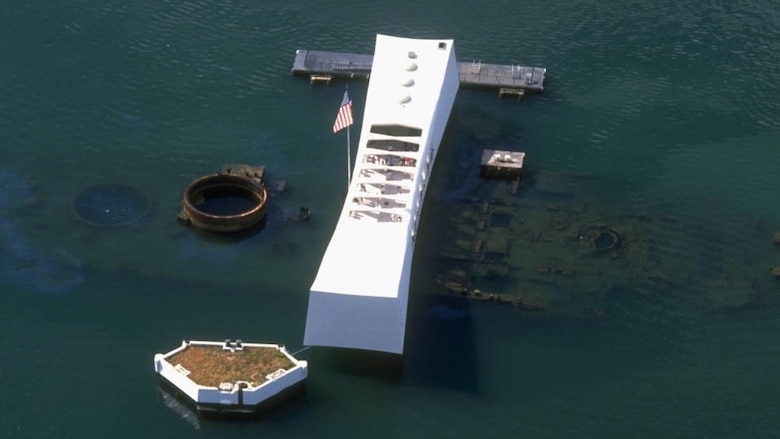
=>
[304,291,404,353]
[199,387,238,405]
[304,36,460,355]
[399,41,459,351]
[242,364,308,405]
[155,354,200,402]
[155,341,308,407]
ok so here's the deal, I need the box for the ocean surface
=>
[2,0,780,437]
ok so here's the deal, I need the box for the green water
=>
[1,0,779,437]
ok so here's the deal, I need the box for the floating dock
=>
[292,49,546,92]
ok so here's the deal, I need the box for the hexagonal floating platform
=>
[153,340,308,418]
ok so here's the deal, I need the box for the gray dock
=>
[292,49,546,92]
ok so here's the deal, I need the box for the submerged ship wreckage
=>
[426,159,775,317]
[177,164,310,233]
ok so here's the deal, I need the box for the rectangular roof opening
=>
[370,124,422,137]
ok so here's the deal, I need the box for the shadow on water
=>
[307,348,405,385]
[388,109,480,392]
[402,293,479,392]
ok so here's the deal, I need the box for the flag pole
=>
[346,84,352,189]
[346,124,352,188]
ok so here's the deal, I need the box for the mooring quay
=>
[292,49,546,92]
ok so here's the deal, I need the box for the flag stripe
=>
[333,90,354,133]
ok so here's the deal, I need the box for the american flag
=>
[332,89,354,133]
